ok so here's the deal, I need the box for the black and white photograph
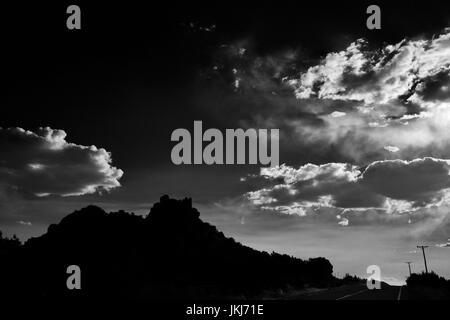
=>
[1,1,450,316]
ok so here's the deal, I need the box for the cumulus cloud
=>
[201,29,450,165]
[384,146,399,153]
[361,158,450,205]
[436,240,450,248]
[337,217,349,226]
[280,29,450,163]
[200,29,450,242]
[330,111,346,118]
[289,30,450,105]
[0,127,123,197]
[245,162,377,210]
[243,157,450,232]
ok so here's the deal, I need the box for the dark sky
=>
[2,1,450,284]
[3,0,449,199]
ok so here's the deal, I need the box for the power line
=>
[417,246,429,273]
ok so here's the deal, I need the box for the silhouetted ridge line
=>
[0,195,334,299]
[147,195,200,221]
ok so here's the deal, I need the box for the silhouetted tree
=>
[406,272,450,300]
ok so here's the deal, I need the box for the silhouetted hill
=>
[0,196,334,299]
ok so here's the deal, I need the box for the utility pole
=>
[405,262,412,277]
[417,246,429,274]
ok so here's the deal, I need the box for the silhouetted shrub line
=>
[406,272,450,300]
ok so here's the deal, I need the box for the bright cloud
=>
[0,127,124,197]
[204,29,450,243]
[290,30,450,105]
[244,158,450,237]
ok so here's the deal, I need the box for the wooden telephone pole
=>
[417,246,429,273]
[405,262,412,277]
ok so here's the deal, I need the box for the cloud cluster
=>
[362,158,450,205]
[285,30,450,163]
[289,30,450,105]
[204,29,450,164]
[199,29,450,242]
[0,127,123,197]
[244,158,450,228]
[436,240,450,248]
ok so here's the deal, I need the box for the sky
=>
[2,1,450,285]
